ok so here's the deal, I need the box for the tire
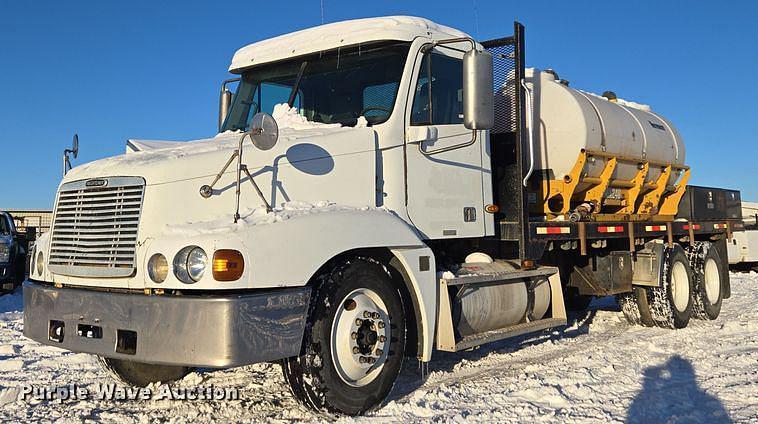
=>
[686,242,723,320]
[97,357,193,387]
[564,286,593,311]
[617,287,655,327]
[647,244,693,329]
[282,257,406,415]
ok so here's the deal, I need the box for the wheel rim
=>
[670,261,690,312]
[330,288,390,387]
[703,257,721,304]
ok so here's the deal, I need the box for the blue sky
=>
[1,0,756,209]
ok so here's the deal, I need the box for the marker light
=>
[36,251,44,276]
[213,250,245,282]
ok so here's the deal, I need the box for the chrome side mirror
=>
[249,112,279,151]
[219,87,232,132]
[463,49,494,130]
[218,78,241,132]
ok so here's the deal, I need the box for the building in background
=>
[2,209,53,235]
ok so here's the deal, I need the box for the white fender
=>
[245,208,424,286]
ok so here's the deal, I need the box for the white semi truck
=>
[24,17,742,415]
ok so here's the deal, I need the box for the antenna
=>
[320,0,324,24]
[472,0,480,38]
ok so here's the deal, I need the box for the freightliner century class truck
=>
[24,16,744,415]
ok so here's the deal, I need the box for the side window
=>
[363,82,399,122]
[411,52,463,126]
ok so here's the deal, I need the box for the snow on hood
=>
[162,200,388,236]
[65,104,371,183]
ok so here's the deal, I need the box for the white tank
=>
[521,69,685,190]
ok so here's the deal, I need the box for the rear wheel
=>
[617,287,655,327]
[647,244,693,329]
[282,257,406,415]
[97,357,192,387]
[686,242,724,320]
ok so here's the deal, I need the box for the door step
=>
[454,317,566,352]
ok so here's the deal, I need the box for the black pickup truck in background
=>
[1,211,33,294]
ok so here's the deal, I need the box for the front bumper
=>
[23,281,311,368]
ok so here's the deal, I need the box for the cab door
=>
[404,46,486,239]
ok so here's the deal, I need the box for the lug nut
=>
[371,312,380,319]
[351,332,358,340]
[379,335,387,343]
[375,349,383,356]
[352,346,360,354]
[378,321,385,329]
[363,311,372,318]
[344,299,357,311]
[355,318,363,326]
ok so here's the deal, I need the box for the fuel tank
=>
[452,259,551,337]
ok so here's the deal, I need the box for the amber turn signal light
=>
[212,250,245,281]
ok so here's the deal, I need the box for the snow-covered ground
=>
[1,273,756,423]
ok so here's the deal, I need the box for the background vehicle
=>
[23,16,742,415]
[727,201,758,271]
[0,211,32,294]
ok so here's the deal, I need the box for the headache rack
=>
[48,176,145,278]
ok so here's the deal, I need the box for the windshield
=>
[222,41,410,131]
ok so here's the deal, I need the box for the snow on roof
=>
[229,16,469,72]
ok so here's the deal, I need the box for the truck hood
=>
[63,125,374,187]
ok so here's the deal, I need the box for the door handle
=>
[408,126,438,144]
[411,126,478,156]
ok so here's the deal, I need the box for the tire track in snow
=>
[393,309,631,401]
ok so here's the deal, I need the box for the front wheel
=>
[282,257,406,415]
[97,357,193,387]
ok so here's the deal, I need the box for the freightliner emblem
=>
[85,178,108,187]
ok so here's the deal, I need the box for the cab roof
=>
[228,16,469,73]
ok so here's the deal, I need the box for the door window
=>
[411,52,464,126]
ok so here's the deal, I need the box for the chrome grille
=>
[49,176,145,278]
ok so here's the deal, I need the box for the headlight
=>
[0,243,9,263]
[147,253,168,283]
[173,246,207,284]
[36,251,44,276]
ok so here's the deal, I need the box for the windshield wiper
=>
[288,61,308,107]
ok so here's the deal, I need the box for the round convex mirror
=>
[249,113,279,151]
[72,134,79,158]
